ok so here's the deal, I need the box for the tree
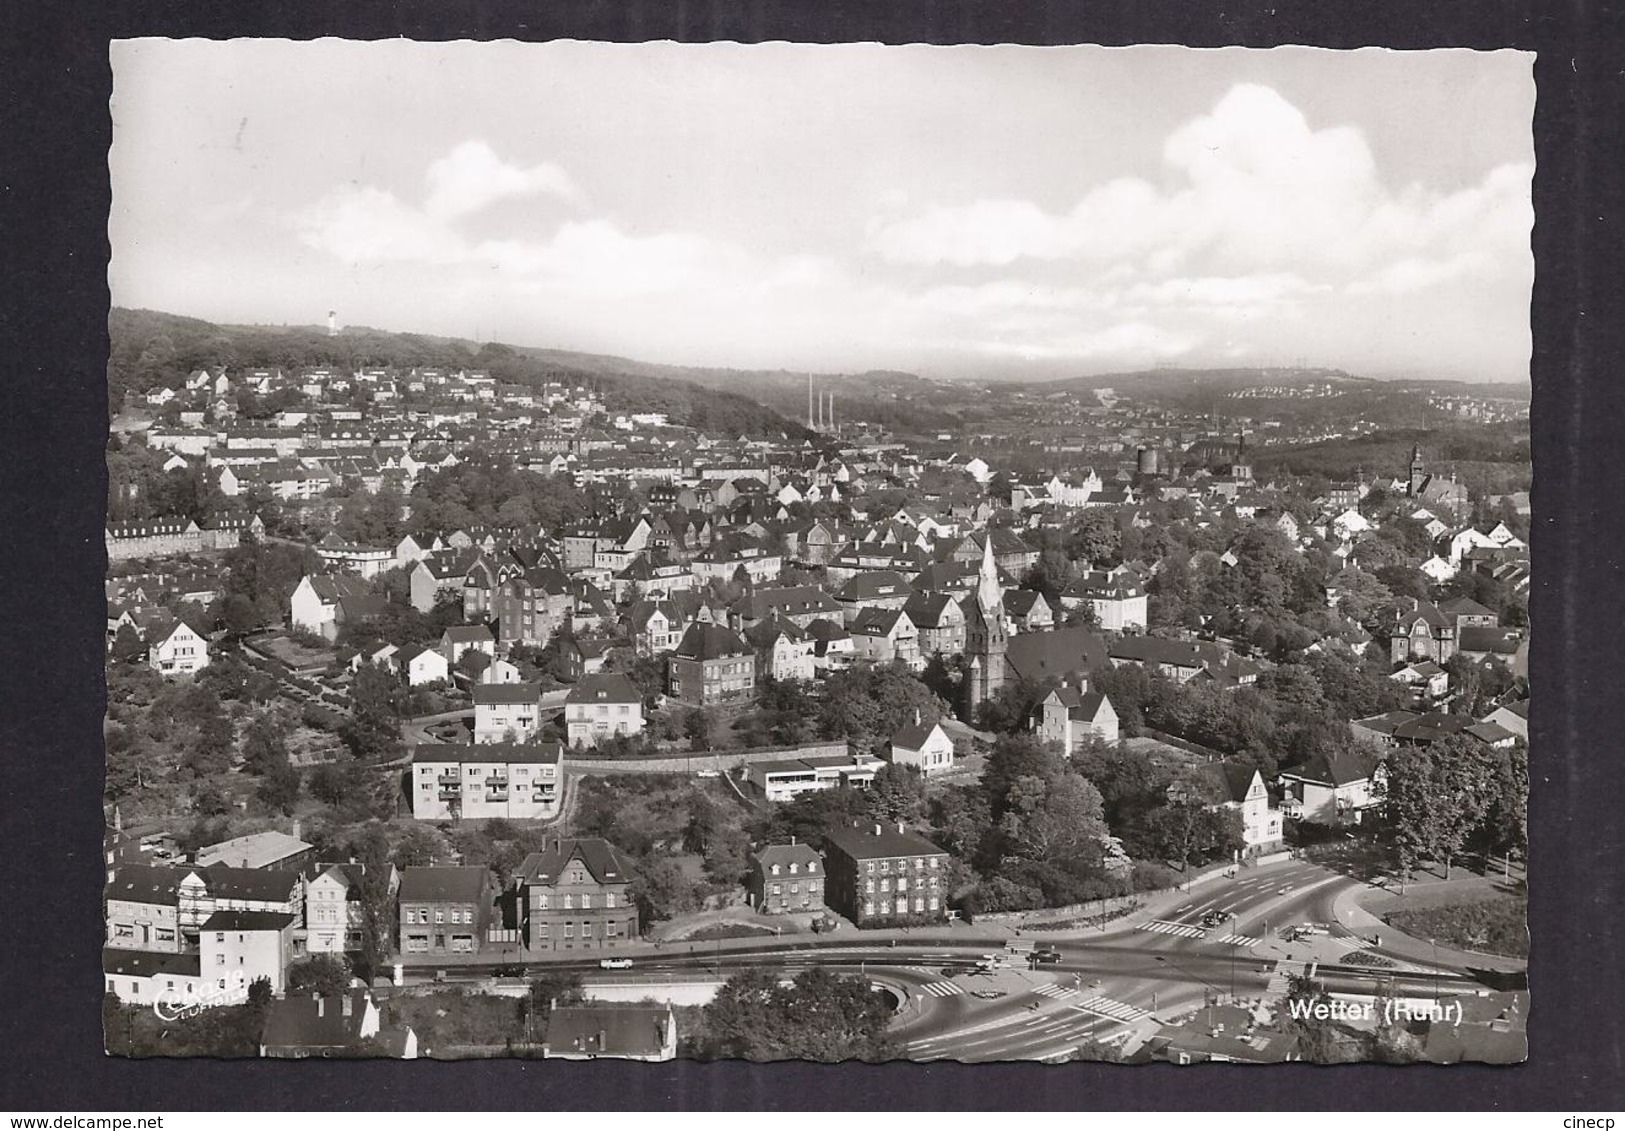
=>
[696,967,894,1061]
[111,623,148,664]
[456,648,492,681]
[867,763,927,824]
[1331,567,1392,626]
[256,759,301,815]
[286,955,352,997]
[631,855,698,924]
[241,712,289,776]
[1380,735,1497,880]
[683,707,715,753]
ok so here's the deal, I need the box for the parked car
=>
[940,964,979,977]
[1029,949,1062,965]
[599,957,633,969]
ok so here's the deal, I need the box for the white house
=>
[887,715,955,777]
[148,621,211,676]
[1032,680,1119,753]
[564,673,645,748]
[401,645,451,687]
[408,744,563,820]
[473,683,544,745]
[480,657,523,684]
[289,574,362,641]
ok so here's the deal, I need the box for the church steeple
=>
[963,531,1009,717]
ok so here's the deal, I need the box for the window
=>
[807,862,817,873]
[789,862,799,874]
[580,895,591,910]
[563,923,573,939]
[605,892,615,909]
[435,910,445,924]
[865,880,874,894]
[770,864,780,876]
[880,861,890,873]
[772,884,782,896]
[865,861,875,874]
[215,954,225,965]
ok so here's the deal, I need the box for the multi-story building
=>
[822,823,951,926]
[200,910,297,996]
[473,682,543,744]
[515,837,638,953]
[496,567,573,647]
[747,843,826,914]
[564,673,644,747]
[1061,571,1148,632]
[105,865,185,953]
[302,863,398,956]
[408,744,563,821]
[1170,764,1284,857]
[398,866,493,956]
[747,753,886,802]
[147,619,211,676]
[1032,678,1119,753]
[667,622,756,706]
[105,517,205,561]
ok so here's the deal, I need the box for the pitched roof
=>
[473,682,542,706]
[515,838,634,888]
[409,743,563,766]
[1458,626,1522,654]
[822,824,949,861]
[442,624,494,643]
[674,621,750,661]
[398,866,490,904]
[201,909,297,931]
[260,990,374,1051]
[891,719,945,751]
[200,864,304,902]
[103,947,202,978]
[564,672,641,705]
[1283,747,1381,788]
[106,864,184,905]
[835,570,913,602]
[750,843,823,870]
[1005,627,1108,684]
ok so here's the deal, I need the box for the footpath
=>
[1328,872,1527,974]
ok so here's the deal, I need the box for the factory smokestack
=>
[807,373,814,430]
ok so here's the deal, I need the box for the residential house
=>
[667,622,756,706]
[1062,571,1148,632]
[260,989,418,1059]
[822,823,951,925]
[849,606,922,670]
[1172,764,1284,857]
[200,910,297,996]
[473,683,544,745]
[1032,678,1119,752]
[289,574,366,642]
[887,714,955,777]
[496,567,574,647]
[1278,748,1386,826]
[515,837,638,953]
[440,623,496,667]
[398,867,493,956]
[1002,588,1055,634]
[747,842,826,914]
[627,598,689,656]
[805,618,856,673]
[748,616,816,682]
[834,570,914,621]
[408,744,563,821]
[903,591,967,657]
[303,863,398,956]
[1482,699,1528,741]
[564,673,645,747]
[408,549,477,614]
[105,865,185,953]
[147,619,211,676]
[401,645,451,688]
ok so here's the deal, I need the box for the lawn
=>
[1381,890,1529,959]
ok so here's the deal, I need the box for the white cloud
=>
[423,140,578,219]
[865,83,1532,304]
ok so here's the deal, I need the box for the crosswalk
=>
[1031,983,1151,1024]
[919,980,965,998]
[1138,918,1206,939]
[1075,995,1152,1023]
[1212,933,1260,947]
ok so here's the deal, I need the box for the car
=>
[1200,912,1226,929]
[940,964,979,978]
[599,957,633,969]
[1029,950,1062,965]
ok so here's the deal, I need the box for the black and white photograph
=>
[99,39,1535,1066]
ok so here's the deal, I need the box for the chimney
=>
[897,821,905,835]
[873,823,882,836]
[316,996,325,1016]
[292,818,302,842]
[597,1029,607,1051]
[914,707,921,726]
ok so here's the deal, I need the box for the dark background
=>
[2,0,1621,1112]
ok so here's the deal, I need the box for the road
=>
[394,861,1499,1063]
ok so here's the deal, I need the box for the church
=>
[961,535,1009,714]
[1406,445,1471,511]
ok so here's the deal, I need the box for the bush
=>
[1130,861,1184,893]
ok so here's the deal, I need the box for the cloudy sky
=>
[110,41,1533,382]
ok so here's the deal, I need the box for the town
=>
[102,309,1530,1064]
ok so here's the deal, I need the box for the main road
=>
[399,859,1504,1063]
